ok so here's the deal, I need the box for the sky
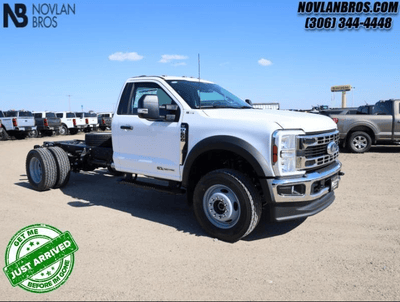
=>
[0,0,399,112]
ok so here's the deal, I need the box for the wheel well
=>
[186,150,262,204]
[347,126,375,143]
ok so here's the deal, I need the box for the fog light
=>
[277,184,305,196]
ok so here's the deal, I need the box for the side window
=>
[34,113,42,118]
[56,113,63,118]
[117,83,134,115]
[374,102,392,115]
[130,83,179,119]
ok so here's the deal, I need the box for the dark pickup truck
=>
[330,99,400,152]
[33,112,62,137]
[97,112,113,131]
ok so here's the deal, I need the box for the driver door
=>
[113,82,182,181]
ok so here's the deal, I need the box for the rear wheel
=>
[59,125,68,136]
[69,128,79,135]
[347,131,372,153]
[26,148,57,191]
[0,129,9,140]
[27,129,39,138]
[193,169,262,242]
[48,147,71,188]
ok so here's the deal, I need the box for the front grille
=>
[298,130,339,170]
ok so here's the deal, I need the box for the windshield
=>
[46,112,56,118]
[75,113,83,118]
[85,112,97,117]
[166,80,252,109]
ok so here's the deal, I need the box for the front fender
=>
[182,135,272,187]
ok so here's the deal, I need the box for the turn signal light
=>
[273,145,278,163]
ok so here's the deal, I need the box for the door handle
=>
[120,125,133,130]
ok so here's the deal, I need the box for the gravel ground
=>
[1,133,399,301]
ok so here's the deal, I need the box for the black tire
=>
[59,125,68,136]
[27,129,39,138]
[26,148,57,191]
[193,169,262,242]
[347,131,372,153]
[85,133,112,147]
[0,129,9,140]
[69,128,79,135]
[48,147,71,188]
[99,126,107,131]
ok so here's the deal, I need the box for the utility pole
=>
[67,95,72,111]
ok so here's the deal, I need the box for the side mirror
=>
[245,99,253,106]
[138,95,160,120]
[138,95,177,121]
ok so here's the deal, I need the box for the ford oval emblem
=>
[327,141,339,155]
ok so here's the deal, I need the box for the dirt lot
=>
[0,133,399,301]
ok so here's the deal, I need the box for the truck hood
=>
[202,109,337,133]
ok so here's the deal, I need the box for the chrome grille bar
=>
[297,130,339,170]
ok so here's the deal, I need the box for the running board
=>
[119,178,186,195]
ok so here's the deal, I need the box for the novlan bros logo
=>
[3,3,75,28]
[3,3,27,27]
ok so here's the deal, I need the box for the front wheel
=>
[347,131,372,153]
[193,169,262,242]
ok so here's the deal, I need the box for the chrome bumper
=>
[271,160,342,203]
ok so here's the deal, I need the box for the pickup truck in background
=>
[0,111,9,140]
[75,112,98,132]
[330,99,400,153]
[25,76,343,242]
[97,112,113,131]
[33,111,62,137]
[1,110,37,139]
[56,112,84,135]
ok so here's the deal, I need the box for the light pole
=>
[67,95,72,111]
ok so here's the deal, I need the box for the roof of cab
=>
[127,75,214,84]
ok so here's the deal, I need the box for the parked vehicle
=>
[33,111,62,137]
[330,99,400,153]
[75,112,98,132]
[25,76,343,242]
[97,112,113,130]
[0,111,9,140]
[55,112,84,135]
[1,110,37,139]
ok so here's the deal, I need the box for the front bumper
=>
[268,160,343,221]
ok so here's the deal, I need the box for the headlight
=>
[272,130,305,176]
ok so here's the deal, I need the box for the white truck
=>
[25,76,343,242]
[55,112,85,135]
[1,110,37,139]
[75,112,98,132]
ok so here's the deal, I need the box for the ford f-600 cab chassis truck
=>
[26,76,343,242]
